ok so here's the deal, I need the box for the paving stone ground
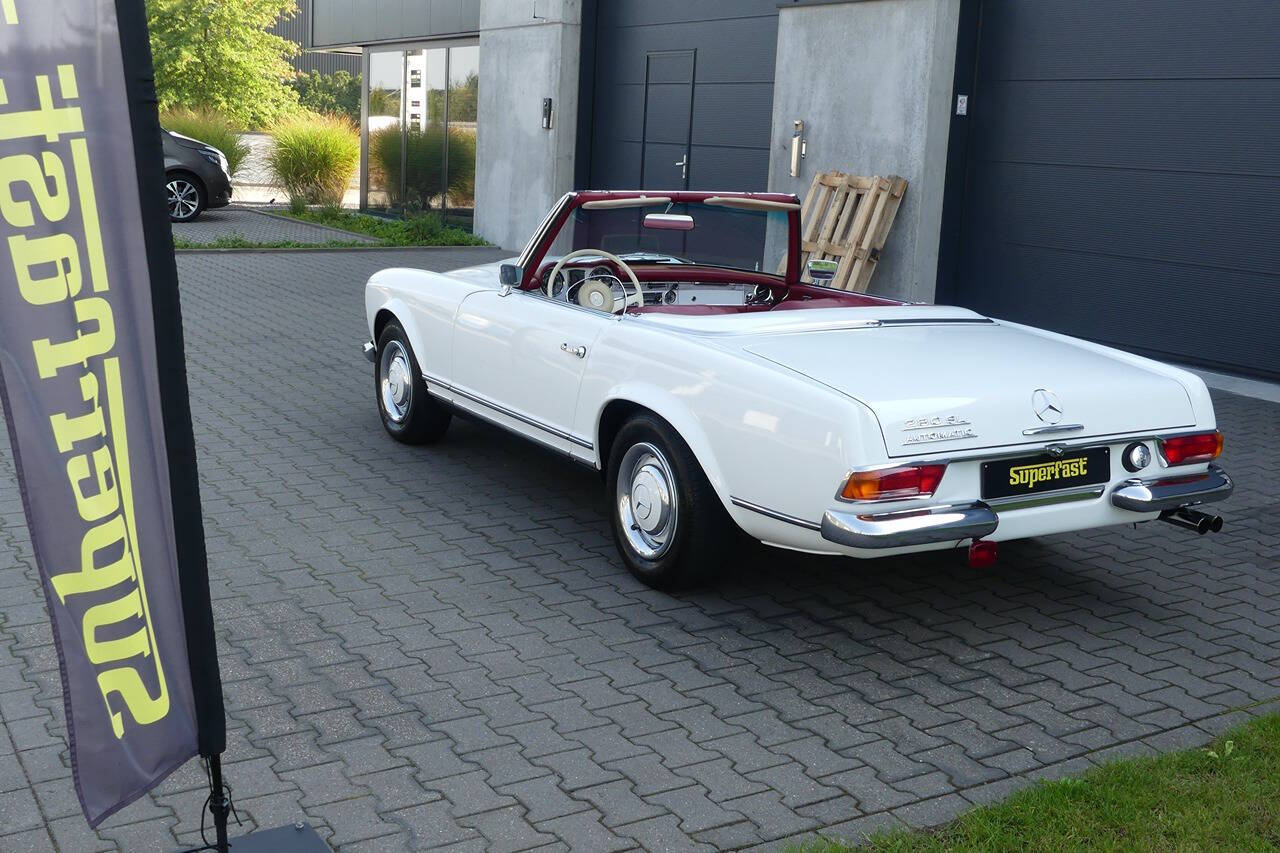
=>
[1,248,1278,851]
[171,205,377,245]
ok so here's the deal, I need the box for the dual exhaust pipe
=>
[1159,506,1224,536]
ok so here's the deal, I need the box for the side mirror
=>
[499,263,523,287]
[807,259,838,283]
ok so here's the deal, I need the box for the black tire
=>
[606,414,736,590]
[166,171,206,222]
[375,321,451,444]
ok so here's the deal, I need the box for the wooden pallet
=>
[787,171,908,292]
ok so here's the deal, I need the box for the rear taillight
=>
[841,464,947,502]
[1158,431,1223,466]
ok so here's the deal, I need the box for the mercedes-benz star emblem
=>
[1031,388,1064,424]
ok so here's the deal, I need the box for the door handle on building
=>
[561,343,586,358]
[675,155,688,181]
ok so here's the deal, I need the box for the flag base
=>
[178,822,328,852]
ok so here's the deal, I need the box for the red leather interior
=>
[626,304,768,316]
[772,297,870,311]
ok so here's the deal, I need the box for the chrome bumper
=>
[821,502,998,550]
[1111,463,1233,513]
[362,341,377,363]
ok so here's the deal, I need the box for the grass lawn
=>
[798,713,1280,851]
[280,208,490,247]
[172,236,371,250]
[172,209,491,250]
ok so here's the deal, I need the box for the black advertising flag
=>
[0,0,224,827]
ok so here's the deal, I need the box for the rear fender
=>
[594,384,732,515]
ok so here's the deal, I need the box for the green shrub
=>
[292,70,361,123]
[369,123,476,208]
[160,107,250,176]
[268,113,360,212]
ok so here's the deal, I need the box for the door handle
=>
[675,154,688,181]
[561,343,586,358]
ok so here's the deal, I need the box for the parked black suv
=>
[163,129,233,222]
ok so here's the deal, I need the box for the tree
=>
[147,0,300,127]
[293,70,361,123]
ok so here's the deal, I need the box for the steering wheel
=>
[546,248,642,314]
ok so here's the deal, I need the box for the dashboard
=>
[547,265,771,308]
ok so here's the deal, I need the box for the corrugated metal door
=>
[947,0,1280,379]
[584,1,779,191]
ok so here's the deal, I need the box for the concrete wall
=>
[767,0,960,302]
[474,0,582,251]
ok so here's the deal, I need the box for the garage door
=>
[947,1,1280,379]
[581,1,779,191]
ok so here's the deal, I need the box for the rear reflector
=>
[1158,431,1224,466]
[841,464,947,502]
[968,540,998,569]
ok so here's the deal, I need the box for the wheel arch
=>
[369,297,431,372]
[165,168,206,192]
[594,392,733,517]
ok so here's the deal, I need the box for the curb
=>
[250,209,381,243]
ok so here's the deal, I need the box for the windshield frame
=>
[518,191,802,290]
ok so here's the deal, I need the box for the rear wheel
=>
[166,172,205,222]
[375,321,451,444]
[606,414,734,590]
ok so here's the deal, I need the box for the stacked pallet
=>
[790,172,908,292]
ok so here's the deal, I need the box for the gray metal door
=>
[583,1,779,191]
[946,0,1280,379]
[641,51,695,189]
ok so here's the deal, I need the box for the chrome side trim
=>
[1022,424,1085,436]
[423,372,594,450]
[821,502,998,549]
[1111,463,1233,513]
[876,317,995,326]
[986,485,1105,512]
[730,497,822,531]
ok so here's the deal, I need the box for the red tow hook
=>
[968,540,998,569]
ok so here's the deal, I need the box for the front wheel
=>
[375,321,451,444]
[166,172,206,222]
[606,414,735,590]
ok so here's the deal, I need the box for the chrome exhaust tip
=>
[1159,507,1224,536]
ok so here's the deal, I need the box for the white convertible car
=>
[363,191,1232,588]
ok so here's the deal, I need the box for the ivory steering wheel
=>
[546,248,642,314]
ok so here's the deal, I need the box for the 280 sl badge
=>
[902,414,976,444]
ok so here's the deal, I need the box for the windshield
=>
[559,201,790,275]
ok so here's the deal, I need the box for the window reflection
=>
[362,42,479,230]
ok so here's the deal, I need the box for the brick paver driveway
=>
[2,248,1278,851]
[171,206,378,246]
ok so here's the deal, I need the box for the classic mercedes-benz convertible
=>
[363,191,1233,588]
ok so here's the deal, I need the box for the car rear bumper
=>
[1110,463,1233,512]
[821,502,999,549]
[816,463,1232,550]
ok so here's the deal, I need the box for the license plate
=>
[981,447,1110,499]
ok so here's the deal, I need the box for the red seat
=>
[772,295,895,310]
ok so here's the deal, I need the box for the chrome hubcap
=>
[617,442,677,560]
[380,341,413,423]
[167,179,199,219]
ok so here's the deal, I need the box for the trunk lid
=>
[743,318,1196,457]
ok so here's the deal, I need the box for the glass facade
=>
[362,41,479,230]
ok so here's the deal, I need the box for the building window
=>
[362,41,479,231]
